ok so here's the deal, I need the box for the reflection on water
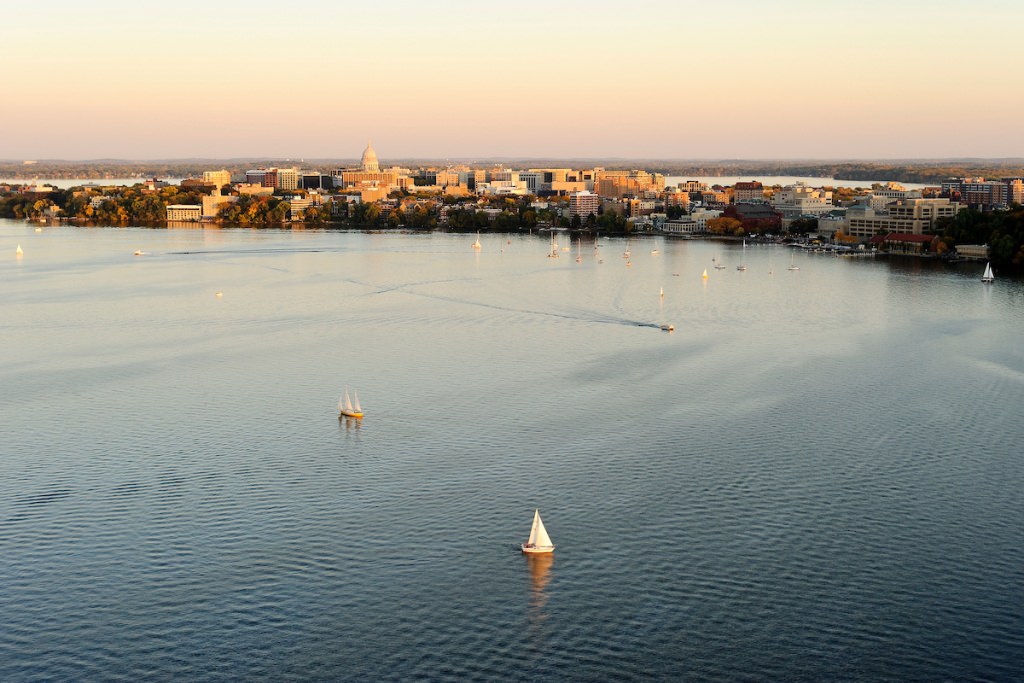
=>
[525,552,554,652]
[2,223,1023,682]
[526,552,553,615]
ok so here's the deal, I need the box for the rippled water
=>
[2,221,1023,681]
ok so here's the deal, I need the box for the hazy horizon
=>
[3,0,1022,159]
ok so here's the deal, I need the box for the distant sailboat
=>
[714,254,726,270]
[338,387,364,419]
[16,244,24,258]
[576,238,582,263]
[788,251,799,271]
[521,509,555,554]
[547,232,559,258]
[702,268,708,279]
[736,240,747,271]
[472,232,481,250]
[982,262,995,283]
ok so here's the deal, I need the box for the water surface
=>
[2,222,1022,681]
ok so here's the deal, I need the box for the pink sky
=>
[2,0,1021,160]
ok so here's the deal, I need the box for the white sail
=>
[343,388,353,412]
[983,262,994,281]
[528,509,553,548]
[353,390,361,412]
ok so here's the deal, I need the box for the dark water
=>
[2,222,1023,681]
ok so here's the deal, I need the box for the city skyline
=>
[3,0,1022,160]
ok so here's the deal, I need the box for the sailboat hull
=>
[521,544,555,554]
[339,410,363,419]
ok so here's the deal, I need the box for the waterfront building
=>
[956,244,989,260]
[568,191,600,220]
[867,232,938,254]
[845,198,962,239]
[723,204,782,232]
[662,218,702,235]
[663,207,722,234]
[166,204,201,221]
[201,190,237,220]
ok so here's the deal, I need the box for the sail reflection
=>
[339,415,362,434]
[526,552,554,620]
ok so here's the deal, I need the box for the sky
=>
[1,0,1022,160]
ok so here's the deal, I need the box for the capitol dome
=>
[360,141,380,173]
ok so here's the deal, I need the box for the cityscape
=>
[4,142,1024,269]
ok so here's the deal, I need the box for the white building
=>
[845,198,962,239]
[770,183,833,218]
[167,204,201,221]
[865,182,922,212]
[569,191,600,219]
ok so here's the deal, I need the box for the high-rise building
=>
[569,191,600,219]
[202,170,232,189]
[941,177,1011,207]
[594,170,665,199]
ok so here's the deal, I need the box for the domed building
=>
[332,141,412,200]
[360,141,380,173]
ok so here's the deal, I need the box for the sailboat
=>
[521,509,555,554]
[736,240,747,271]
[16,244,24,258]
[547,232,559,258]
[787,251,799,271]
[472,232,481,250]
[982,262,995,283]
[338,387,364,419]
[714,254,726,270]
[702,268,708,279]
[576,238,582,263]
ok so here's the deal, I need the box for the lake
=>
[2,221,1022,681]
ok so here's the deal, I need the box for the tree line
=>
[935,205,1024,270]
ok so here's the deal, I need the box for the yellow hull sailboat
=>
[338,387,364,419]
